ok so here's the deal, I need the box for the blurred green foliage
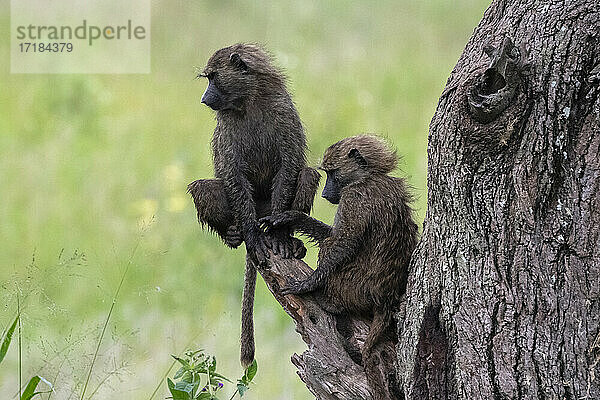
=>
[0,1,489,398]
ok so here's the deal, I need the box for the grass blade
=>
[0,314,19,365]
[148,358,177,400]
[20,375,52,400]
[20,376,40,400]
[18,294,22,400]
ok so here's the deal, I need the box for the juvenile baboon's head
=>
[320,135,397,204]
[199,43,285,111]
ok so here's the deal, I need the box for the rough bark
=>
[397,1,600,399]
[258,256,398,400]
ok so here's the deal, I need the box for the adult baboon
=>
[188,43,320,367]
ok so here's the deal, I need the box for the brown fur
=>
[321,135,398,174]
[262,135,418,399]
[188,43,320,368]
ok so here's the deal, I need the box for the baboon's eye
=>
[348,149,368,168]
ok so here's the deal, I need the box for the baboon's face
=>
[322,169,342,204]
[200,51,256,111]
[201,73,227,111]
[321,148,369,204]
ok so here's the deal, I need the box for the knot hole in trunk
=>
[468,37,523,124]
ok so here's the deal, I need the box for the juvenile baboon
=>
[187,43,320,368]
[261,135,418,399]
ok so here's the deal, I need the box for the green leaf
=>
[244,360,257,382]
[210,372,232,383]
[172,355,192,370]
[171,389,192,400]
[237,383,248,397]
[190,379,200,397]
[196,393,212,400]
[184,383,196,394]
[174,366,186,379]
[20,376,52,400]
[0,314,19,365]
[180,370,193,384]
[167,378,192,400]
[167,379,186,397]
[185,349,204,358]
[174,380,194,392]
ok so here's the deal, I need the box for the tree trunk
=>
[397,1,600,399]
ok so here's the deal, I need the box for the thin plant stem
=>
[46,354,68,400]
[148,359,176,400]
[79,239,140,400]
[207,367,214,397]
[87,363,125,400]
[228,389,239,400]
[17,292,22,400]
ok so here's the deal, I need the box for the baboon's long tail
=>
[240,257,257,368]
[362,308,395,400]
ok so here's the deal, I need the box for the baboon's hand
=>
[223,225,243,248]
[260,211,299,232]
[269,230,296,259]
[291,237,307,259]
[280,277,313,296]
[246,232,271,267]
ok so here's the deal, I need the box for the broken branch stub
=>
[257,254,400,399]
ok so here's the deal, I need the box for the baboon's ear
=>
[229,53,248,71]
[348,148,367,168]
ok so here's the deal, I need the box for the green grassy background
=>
[0,1,489,399]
